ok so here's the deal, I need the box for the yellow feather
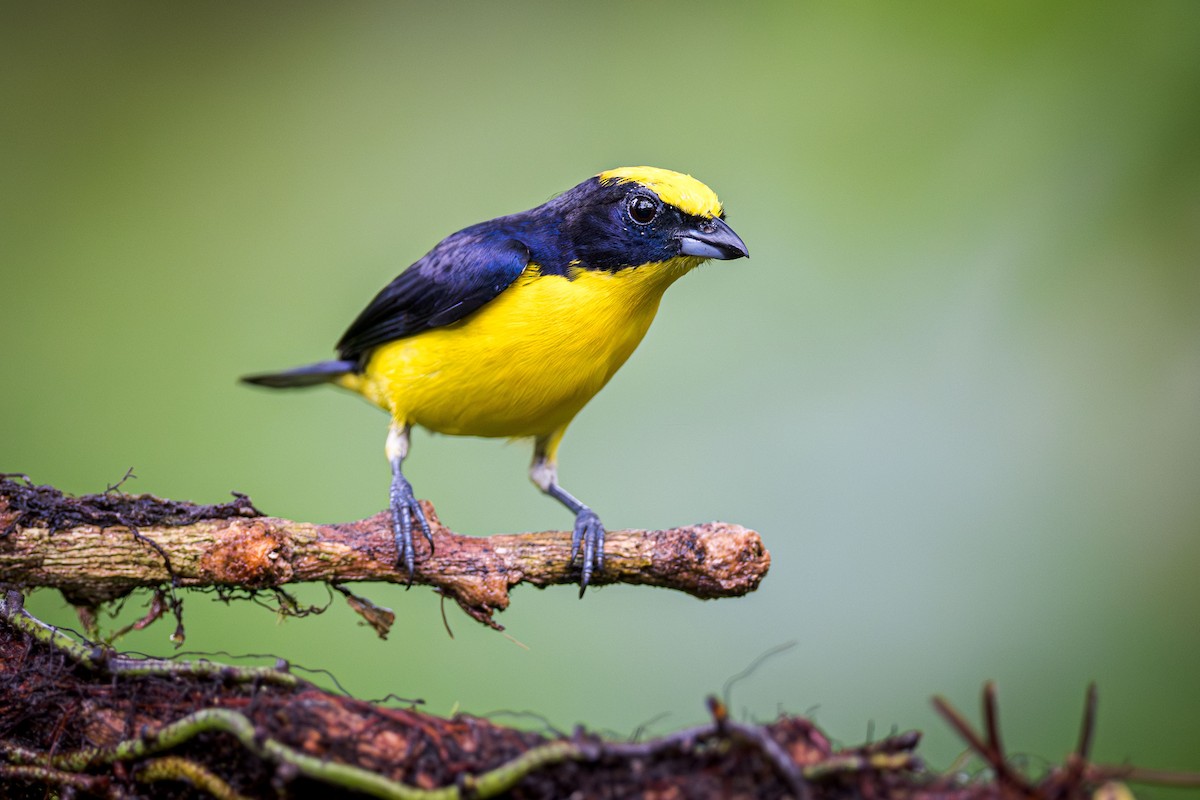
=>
[597,167,724,219]
[339,256,703,441]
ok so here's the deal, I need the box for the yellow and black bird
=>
[242,166,748,592]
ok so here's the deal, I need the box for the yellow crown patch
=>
[598,166,724,219]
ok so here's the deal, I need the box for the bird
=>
[241,166,748,594]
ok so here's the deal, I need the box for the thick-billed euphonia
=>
[242,166,748,593]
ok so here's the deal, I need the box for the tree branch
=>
[0,476,769,630]
[0,594,929,800]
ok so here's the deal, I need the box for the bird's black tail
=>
[240,360,357,389]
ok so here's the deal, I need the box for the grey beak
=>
[678,216,749,260]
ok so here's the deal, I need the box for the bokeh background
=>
[4,1,1199,787]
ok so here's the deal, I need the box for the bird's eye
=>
[628,194,659,225]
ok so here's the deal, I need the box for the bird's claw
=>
[570,508,606,596]
[389,472,432,586]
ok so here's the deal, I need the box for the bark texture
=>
[0,476,769,629]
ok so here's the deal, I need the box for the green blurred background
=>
[4,1,1199,787]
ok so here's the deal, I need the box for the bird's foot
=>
[570,507,606,596]
[389,472,433,585]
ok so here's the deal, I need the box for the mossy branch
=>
[0,593,919,799]
[3,590,1196,799]
[0,476,769,631]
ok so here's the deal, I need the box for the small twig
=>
[1075,682,1097,763]
[931,695,991,765]
[0,763,116,798]
[980,681,1029,793]
[1058,682,1099,792]
[105,467,138,494]
[933,686,1036,796]
[981,680,1003,762]
[703,694,812,799]
[727,722,812,799]
[931,683,1200,800]
[137,756,254,800]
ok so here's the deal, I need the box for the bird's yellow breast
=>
[341,257,701,438]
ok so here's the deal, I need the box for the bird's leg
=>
[387,421,432,583]
[531,439,604,596]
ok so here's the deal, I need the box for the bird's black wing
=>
[335,233,531,362]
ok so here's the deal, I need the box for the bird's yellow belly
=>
[343,259,696,438]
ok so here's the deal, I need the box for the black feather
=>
[335,235,530,362]
[241,360,356,388]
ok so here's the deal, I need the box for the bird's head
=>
[550,166,748,272]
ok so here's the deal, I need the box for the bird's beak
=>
[678,216,749,260]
